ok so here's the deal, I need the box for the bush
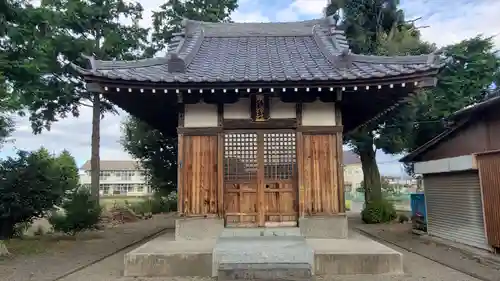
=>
[12,222,31,238]
[149,192,177,214]
[345,200,352,211]
[361,200,397,224]
[128,200,153,216]
[49,189,101,235]
[0,149,78,239]
[398,214,409,223]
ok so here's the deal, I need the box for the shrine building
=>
[72,16,441,238]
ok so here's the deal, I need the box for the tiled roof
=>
[343,150,361,165]
[72,16,441,84]
[80,160,143,171]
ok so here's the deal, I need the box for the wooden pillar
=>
[298,128,343,215]
[177,104,185,215]
[296,103,306,217]
[177,102,220,217]
[297,96,344,216]
[335,101,345,213]
[216,104,224,219]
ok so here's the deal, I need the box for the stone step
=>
[218,262,311,281]
[212,236,314,277]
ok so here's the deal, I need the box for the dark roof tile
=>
[72,17,441,83]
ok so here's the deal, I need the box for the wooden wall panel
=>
[181,135,218,216]
[300,134,342,215]
[477,150,500,249]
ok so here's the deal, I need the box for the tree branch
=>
[78,101,92,108]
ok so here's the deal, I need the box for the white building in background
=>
[79,160,153,197]
[343,150,363,195]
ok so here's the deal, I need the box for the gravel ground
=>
[356,222,500,281]
[0,213,176,281]
[58,222,489,281]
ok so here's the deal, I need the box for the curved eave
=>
[74,69,440,90]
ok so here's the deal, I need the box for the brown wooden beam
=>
[223,118,296,129]
[297,126,343,134]
[177,127,222,135]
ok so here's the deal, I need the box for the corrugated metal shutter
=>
[424,171,489,250]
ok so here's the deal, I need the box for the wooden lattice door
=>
[223,131,298,227]
[223,132,259,227]
[263,131,298,226]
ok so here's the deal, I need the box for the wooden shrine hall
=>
[72,16,441,236]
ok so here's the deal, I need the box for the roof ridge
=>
[350,53,441,65]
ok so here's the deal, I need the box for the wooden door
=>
[223,132,260,227]
[263,131,298,226]
[223,131,298,227]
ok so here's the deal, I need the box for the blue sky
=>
[1,0,499,176]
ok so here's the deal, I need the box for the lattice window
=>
[264,132,296,180]
[224,133,258,181]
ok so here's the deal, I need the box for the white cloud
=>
[3,0,499,172]
[232,10,270,23]
[402,0,500,48]
[276,0,326,21]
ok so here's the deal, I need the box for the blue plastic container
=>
[410,193,427,222]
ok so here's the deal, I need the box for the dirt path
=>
[356,221,500,281]
[0,213,176,281]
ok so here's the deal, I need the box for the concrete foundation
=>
[308,237,403,275]
[174,217,224,241]
[218,262,311,281]
[299,214,348,239]
[124,225,403,278]
[124,236,215,277]
[213,234,314,278]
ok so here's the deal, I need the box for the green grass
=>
[100,196,152,210]
[3,238,52,257]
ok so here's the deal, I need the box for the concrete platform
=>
[214,235,314,279]
[307,236,403,275]
[123,236,216,277]
[124,227,403,278]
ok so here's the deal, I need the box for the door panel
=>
[223,131,298,227]
[263,132,298,226]
[223,133,259,227]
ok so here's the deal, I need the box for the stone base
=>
[124,226,403,277]
[299,214,348,239]
[175,217,224,241]
[218,263,311,281]
[124,236,216,277]
[307,238,403,275]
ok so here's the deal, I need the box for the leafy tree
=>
[5,0,150,202]
[149,0,238,54]
[0,148,76,239]
[55,149,80,193]
[121,117,177,194]
[407,37,500,153]
[326,1,500,202]
[326,0,433,202]
[121,0,239,194]
[0,0,35,150]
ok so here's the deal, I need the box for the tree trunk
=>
[90,93,101,203]
[359,148,382,203]
[0,241,9,257]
